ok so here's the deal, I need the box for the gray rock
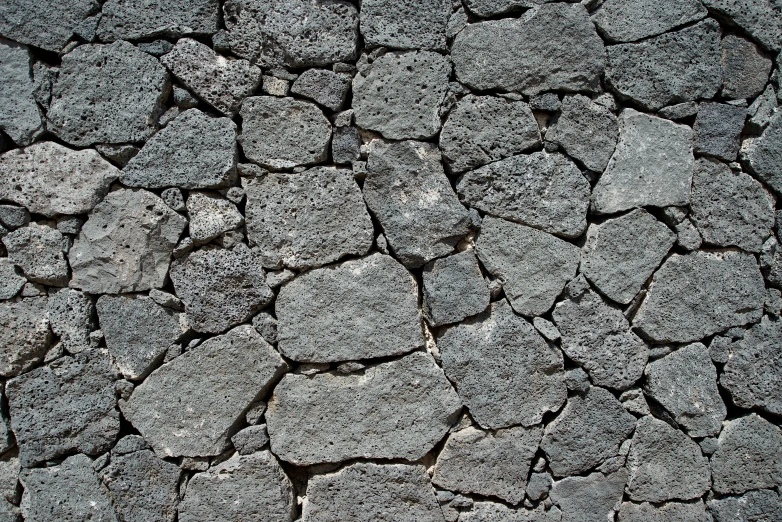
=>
[173,86,198,109]
[70,189,187,294]
[353,51,450,140]
[708,489,782,522]
[238,96,331,169]
[620,387,650,416]
[97,0,218,41]
[743,110,782,194]
[186,192,243,245]
[530,92,562,112]
[262,75,290,97]
[533,317,561,342]
[31,61,57,113]
[550,471,627,522]
[422,251,490,327]
[658,102,700,120]
[231,425,269,455]
[148,289,183,311]
[56,216,83,236]
[360,0,449,51]
[304,462,442,521]
[0,0,98,52]
[290,69,351,111]
[364,140,470,267]
[3,223,68,286]
[161,38,261,117]
[452,4,605,95]
[541,386,636,477]
[564,368,590,393]
[438,300,566,429]
[179,451,295,522]
[47,41,170,146]
[463,0,546,18]
[0,259,24,300]
[169,246,274,334]
[95,143,139,168]
[592,0,707,43]
[223,0,358,68]
[0,142,119,217]
[690,158,774,252]
[457,152,590,239]
[711,414,782,494]
[48,288,95,353]
[526,472,553,502]
[693,102,746,161]
[633,250,765,343]
[721,34,773,99]
[592,109,694,214]
[546,95,619,173]
[702,0,782,52]
[605,20,722,111]
[581,209,675,305]
[439,95,541,174]
[121,325,287,458]
[0,206,28,231]
[160,188,185,212]
[0,297,52,378]
[626,416,710,502]
[747,85,778,133]
[644,343,726,437]
[266,351,460,465]
[675,218,703,251]
[459,502,555,521]
[331,126,361,164]
[0,454,19,505]
[121,109,237,189]
[0,40,43,146]
[617,501,709,522]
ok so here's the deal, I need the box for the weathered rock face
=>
[0,259,25,300]
[186,192,243,245]
[422,251,490,327]
[47,288,95,354]
[290,69,351,111]
[744,110,782,194]
[458,502,553,522]
[702,0,782,52]
[550,471,627,522]
[0,297,52,378]
[617,501,710,522]
[693,102,747,162]
[0,0,98,52]
[3,223,68,286]
[360,0,449,51]
[721,34,773,100]
[97,0,219,41]
[592,0,707,43]
[708,489,782,522]
[0,39,43,146]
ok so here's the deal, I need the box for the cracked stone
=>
[47,288,95,354]
[0,259,24,300]
[708,489,782,522]
[591,0,707,43]
[550,471,627,522]
[0,0,98,52]
[702,0,782,52]
[743,110,782,194]
[360,0,449,51]
[693,102,747,161]
[290,69,351,111]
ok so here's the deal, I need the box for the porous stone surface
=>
[0,39,43,147]
[693,102,747,161]
[744,110,782,194]
[0,297,52,378]
[592,0,707,42]
[617,501,710,522]
[359,0,449,51]
[0,0,99,52]
[290,69,351,111]
[185,192,243,245]
[47,288,95,353]
[0,258,24,299]
[708,489,782,522]
[97,0,219,41]
[721,34,773,100]
[3,223,68,286]
[702,0,782,52]
[422,250,490,327]
[550,471,627,522]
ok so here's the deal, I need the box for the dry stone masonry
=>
[0,0,780,520]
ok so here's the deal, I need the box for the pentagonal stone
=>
[121,109,237,189]
[290,69,351,111]
[690,158,774,253]
[476,217,580,317]
[47,41,170,146]
[48,289,95,354]
[633,250,765,343]
[591,0,707,43]
[456,151,590,239]
[617,501,709,522]
[702,0,782,52]
[360,0,450,51]
[546,94,619,173]
[439,94,541,175]
[0,259,24,300]
[422,251,490,327]
[0,142,119,217]
[353,51,450,140]
[744,110,782,194]
[169,246,274,334]
[97,0,218,41]
[0,40,43,146]
[266,351,460,465]
[69,189,187,294]
[223,0,358,68]
[364,140,470,267]
[3,223,68,286]
[606,20,721,111]
[644,343,726,437]
[580,209,675,305]
[0,297,52,378]
[592,109,693,214]
[550,471,627,522]
[459,502,553,522]
[6,348,120,467]
[452,4,604,95]
[276,253,423,362]
[121,325,288,458]
[721,34,773,99]
[541,386,636,478]
[437,300,566,429]
[238,96,331,169]
[160,38,261,117]
[185,192,243,245]
[626,416,710,502]
[693,102,746,161]
[709,489,782,522]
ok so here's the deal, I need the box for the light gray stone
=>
[0,0,98,52]
[703,0,782,52]
[526,472,553,502]
[422,251,490,327]
[331,126,361,164]
[693,102,747,161]
[231,425,269,455]
[617,501,709,522]
[0,454,19,505]
[721,34,773,99]
[97,0,218,41]
[3,223,68,286]
[744,110,782,194]
[550,471,626,522]
[0,297,52,378]
[48,288,95,353]
[290,69,351,111]
[533,317,561,342]
[708,489,782,522]
[592,0,707,43]
[675,218,703,251]
[262,75,289,97]
[360,0,449,51]
[747,85,778,133]
[0,39,43,146]
[185,192,243,246]
[0,259,24,300]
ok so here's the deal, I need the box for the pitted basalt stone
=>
[721,34,773,100]
[0,297,52,378]
[592,0,707,43]
[97,0,219,41]
[693,102,747,162]
[422,251,490,327]
[360,0,450,51]
[290,69,351,111]
[0,0,98,52]
[47,288,95,354]
[744,110,782,194]
[617,501,710,522]
[0,39,43,147]
[459,502,553,522]
[708,489,782,522]
[185,192,243,246]
[550,471,627,522]
[702,0,782,52]
[0,259,24,300]
[3,223,68,286]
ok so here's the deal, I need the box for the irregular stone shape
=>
[722,316,782,415]
[546,95,619,173]
[550,471,627,522]
[223,0,358,68]
[360,0,449,51]
[186,192,243,245]
[744,110,782,194]
[702,0,782,52]
[290,69,351,111]
[169,246,274,334]
[19,454,116,522]
[592,0,707,43]
[3,223,68,286]
[721,34,773,99]
[432,425,542,504]
[6,348,119,467]
[438,300,566,429]
[160,38,261,117]
[353,51,450,140]
[97,0,218,41]
[541,387,636,477]
[231,424,269,455]
[276,253,423,362]
[439,94,541,174]
[690,158,774,253]
[459,502,553,522]
[121,109,237,189]
[70,189,187,294]
[633,250,765,343]
[422,251,490,327]
[238,96,331,169]
[617,501,709,522]
[0,142,119,217]
[47,41,169,146]
[626,416,711,502]
[606,20,722,111]
[476,217,579,317]
[364,140,470,267]
[0,40,43,146]
[266,351,460,465]
[693,102,746,161]
[457,151,590,239]
[0,259,24,300]
[592,109,693,214]
[644,343,726,437]
[452,4,604,95]
[121,325,288,458]
[708,489,782,522]
[0,297,52,378]
[48,288,94,353]
[580,209,675,305]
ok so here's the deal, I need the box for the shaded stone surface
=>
[550,471,627,522]
[0,259,24,300]
[592,0,707,43]
[693,102,746,161]
[0,297,52,378]
[3,223,68,286]
[703,0,782,52]
[97,0,219,41]
[744,110,782,194]
[422,251,490,327]
[617,501,709,522]
[231,424,269,455]
[360,0,449,51]
[721,34,773,100]
[290,69,351,111]
[708,489,782,522]
[48,288,95,354]
[0,39,43,146]
[459,502,553,522]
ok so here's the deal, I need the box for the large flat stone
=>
[0,297,52,378]
[0,0,98,52]
[709,489,782,522]
[360,0,449,51]
[721,34,773,100]
[693,102,747,161]
[592,0,707,43]
[97,0,219,41]
[617,501,709,522]
[0,39,43,146]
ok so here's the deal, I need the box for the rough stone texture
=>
[693,102,747,161]
[458,502,554,521]
[702,0,782,52]
[422,251,490,327]
[550,471,627,522]
[0,259,24,300]
[721,34,773,100]
[3,223,68,286]
[120,326,288,458]
[47,288,95,354]
[290,69,351,111]
[266,351,460,465]
[97,0,219,41]
[438,300,566,429]
[708,489,782,522]
[185,192,243,245]
[617,501,710,522]
[360,0,449,51]
[231,424,269,455]
[0,0,98,52]
[744,110,782,194]
[592,0,707,43]
[0,39,43,147]
[452,4,605,95]
[0,297,52,378]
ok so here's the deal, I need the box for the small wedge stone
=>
[186,192,243,246]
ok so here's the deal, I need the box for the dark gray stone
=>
[744,110,782,194]
[290,69,351,111]
[231,424,269,455]
[617,501,709,522]
[526,472,553,502]
[693,102,746,161]
[676,218,703,251]
[360,0,449,51]
[0,297,52,378]
[0,40,43,147]
[0,0,98,52]
[0,259,24,300]
[658,101,699,120]
[137,40,174,57]
[422,251,490,327]
[592,0,707,43]
[550,471,627,522]
[97,0,218,41]
[185,192,243,245]
[331,126,361,164]
[721,34,773,99]
[459,502,554,521]
[0,206,28,231]
[702,0,782,52]
[173,86,198,109]
[709,489,782,522]
[3,223,68,286]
